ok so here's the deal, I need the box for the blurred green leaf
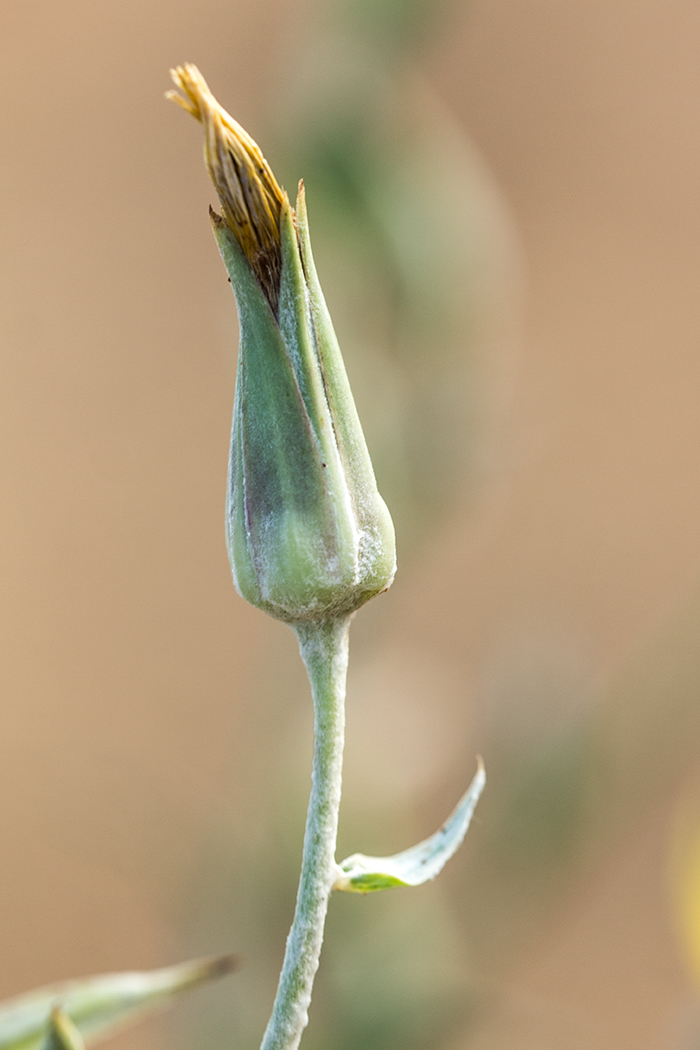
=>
[0,955,237,1050]
[334,762,485,892]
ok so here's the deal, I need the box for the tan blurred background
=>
[3,0,700,1048]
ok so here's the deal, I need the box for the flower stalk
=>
[261,616,350,1050]
[168,64,483,1050]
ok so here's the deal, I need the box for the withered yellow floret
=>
[168,63,286,312]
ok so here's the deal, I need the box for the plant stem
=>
[260,614,351,1050]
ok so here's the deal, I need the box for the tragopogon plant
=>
[168,64,485,1050]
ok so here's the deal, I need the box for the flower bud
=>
[169,66,396,622]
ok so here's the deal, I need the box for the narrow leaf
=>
[334,760,485,893]
[0,955,238,1050]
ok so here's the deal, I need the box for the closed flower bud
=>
[169,66,396,622]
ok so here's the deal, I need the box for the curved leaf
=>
[334,761,485,893]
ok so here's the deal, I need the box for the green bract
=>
[214,188,395,622]
[168,65,395,624]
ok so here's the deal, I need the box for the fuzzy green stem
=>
[260,615,351,1050]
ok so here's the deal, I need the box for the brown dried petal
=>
[168,63,286,312]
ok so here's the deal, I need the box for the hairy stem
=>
[260,614,351,1050]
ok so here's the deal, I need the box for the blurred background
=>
[3,0,700,1047]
